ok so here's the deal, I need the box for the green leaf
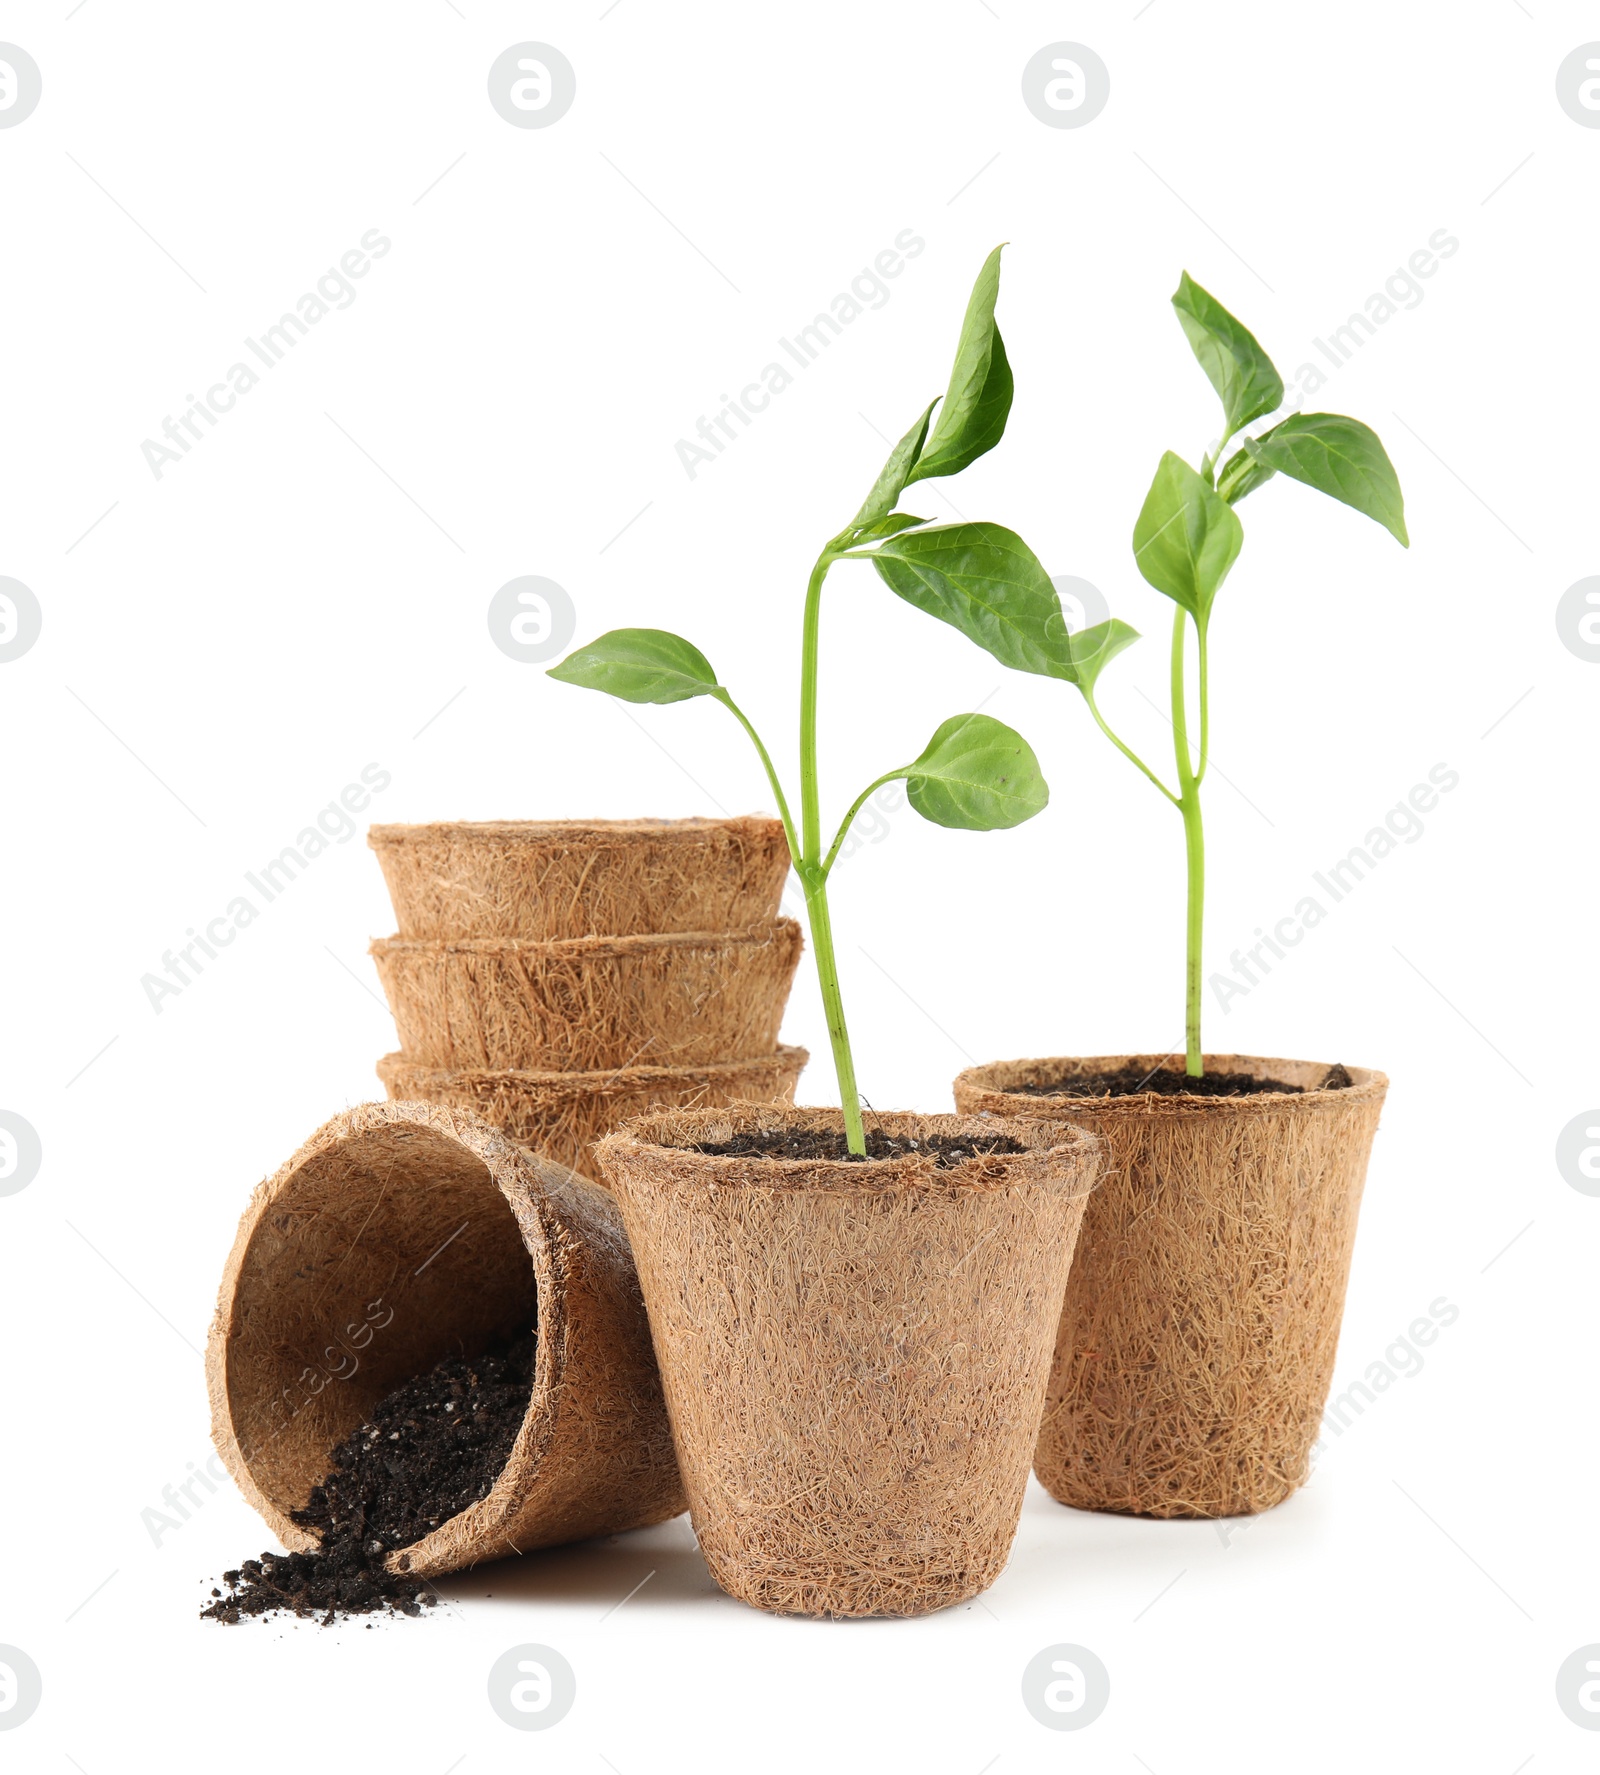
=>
[1243,413,1409,546]
[1131,451,1244,621]
[903,713,1048,830]
[547,628,721,704]
[1066,618,1141,696]
[848,401,936,533]
[1216,445,1276,505]
[858,521,1074,680]
[906,245,1013,484]
[1172,271,1284,439]
[851,510,932,543]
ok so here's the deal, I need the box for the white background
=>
[1,4,1595,1770]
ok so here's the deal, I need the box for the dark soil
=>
[203,1331,535,1626]
[691,1129,1026,1166]
[1012,1063,1352,1099]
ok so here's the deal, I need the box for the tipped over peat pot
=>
[952,1054,1388,1518]
[594,1104,1100,1619]
[376,1045,809,1182]
[368,817,791,941]
[369,921,803,1073]
[207,1101,686,1581]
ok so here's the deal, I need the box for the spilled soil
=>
[204,1331,535,1625]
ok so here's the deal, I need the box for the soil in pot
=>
[692,1128,1026,1163]
[204,1333,534,1624]
[1009,1062,1352,1099]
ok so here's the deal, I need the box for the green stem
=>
[1195,619,1210,786]
[1083,692,1179,804]
[798,549,836,863]
[821,769,906,879]
[795,544,867,1154]
[1171,608,1205,1076]
[801,869,865,1154]
[719,679,865,1152]
[1179,789,1205,1077]
[715,691,801,870]
[1201,428,1233,488]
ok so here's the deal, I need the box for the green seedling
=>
[857,272,1410,1077]
[549,248,1056,1155]
[1063,272,1409,1074]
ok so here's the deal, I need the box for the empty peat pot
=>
[376,1045,809,1182]
[207,1100,686,1580]
[368,816,791,941]
[595,1104,1100,1619]
[369,921,804,1072]
[952,1053,1388,1519]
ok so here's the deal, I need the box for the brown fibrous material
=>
[370,921,803,1072]
[952,1053,1387,1519]
[595,1103,1100,1619]
[207,1100,686,1580]
[376,1046,809,1183]
[368,817,791,941]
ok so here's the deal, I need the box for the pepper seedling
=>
[548,247,1058,1155]
[1062,272,1409,1075]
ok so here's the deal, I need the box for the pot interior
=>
[607,1101,1084,1171]
[959,1053,1375,1100]
[221,1122,537,1526]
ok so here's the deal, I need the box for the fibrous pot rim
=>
[597,1101,1100,1197]
[953,1052,1387,1119]
[376,1043,809,1090]
[367,815,785,849]
[368,920,799,962]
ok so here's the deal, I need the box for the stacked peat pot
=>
[365,818,808,1182]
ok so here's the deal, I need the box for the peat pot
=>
[953,1053,1387,1518]
[368,817,791,941]
[369,922,803,1073]
[375,1045,809,1183]
[207,1100,686,1579]
[595,1103,1100,1618]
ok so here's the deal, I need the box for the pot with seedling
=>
[952,273,1401,1517]
[549,248,1100,1618]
